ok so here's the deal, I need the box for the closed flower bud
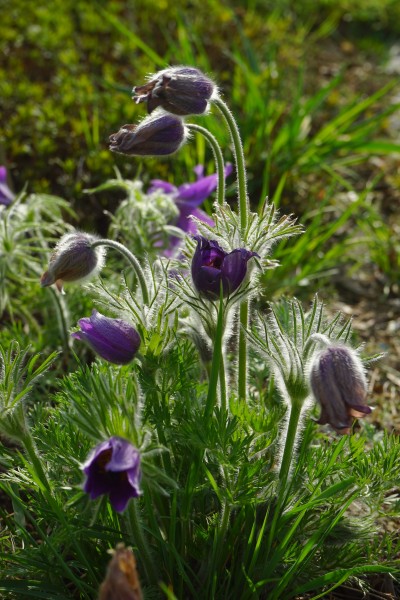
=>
[191,235,258,300]
[0,166,14,206]
[109,113,187,156]
[98,544,143,600]
[82,437,141,513]
[133,66,216,116]
[40,232,105,293]
[72,310,141,365]
[309,344,371,435]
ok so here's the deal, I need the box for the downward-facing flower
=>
[309,344,372,434]
[0,166,14,206]
[40,232,105,293]
[72,310,141,365]
[148,164,232,255]
[109,113,187,156]
[133,66,216,116]
[82,437,141,512]
[191,235,258,299]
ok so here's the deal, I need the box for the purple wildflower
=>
[0,167,14,206]
[191,235,258,299]
[72,310,141,365]
[149,164,232,256]
[133,66,216,116]
[82,437,141,512]
[310,344,372,434]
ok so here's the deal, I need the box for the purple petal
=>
[105,438,141,472]
[221,249,258,294]
[148,179,177,195]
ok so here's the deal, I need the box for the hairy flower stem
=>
[127,500,158,585]
[204,292,224,421]
[187,123,226,205]
[91,239,149,305]
[213,97,250,402]
[219,355,227,413]
[267,400,303,553]
[213,97,249,228]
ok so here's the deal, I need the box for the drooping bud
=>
[72,310,141,365]
[191,235,258,300]
[82,437,141,512]
[109,113,187,156]
[309,344,371,434]
[133,66,216,116]
[40,232,105,293]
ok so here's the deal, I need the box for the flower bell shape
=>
[309,344,372,435]
[0,166,14,206]
[40,232,105,293]
[133,66,216,116]
[72,310,141,365]
[109,113,187,156]
[191,235,258,300]
[82,437,141,512]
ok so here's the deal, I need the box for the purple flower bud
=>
[109,113,186,156]
[0,166,14,206]
[40,232,105,293]
[133,66,216,116]
[72,310,141,365]
[309,345,371,435]
[82,437,141,512]
[191,235,258,300]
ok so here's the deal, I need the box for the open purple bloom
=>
[82,437,141,512]
[0,167,14,206]
[40,232,105,293]
[133,66,216,116]
[149,164,232,256]
[191,235,258,299]
[72,310,141,365]
[310,345,371,435]
[109,113,186,157]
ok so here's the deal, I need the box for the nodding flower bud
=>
[40,232,105,293]
[72,310,141,365]
[191,235,258,300]
[82,437,141,512]
[109,113,187,157]
[133,66,216,116]
[309,344,371,435]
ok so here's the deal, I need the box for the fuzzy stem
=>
[213,96,249,230]
[219,354,227,413]
[186,123,226,205]
[213,97,250,402]
[238,301,249,401]
[204,292,224,421]
[91,239,149,305]
[127,499,158,585]
[267,400,303,553]
[278,400,303,491]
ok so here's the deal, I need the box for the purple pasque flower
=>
[82,437,141,512]
[72,310,141,365]
[310,344,371,435]
[109,112,187,157]
[133,66,216,116]
[0,166,14,206]
[40,232,105,293]
[149,164,232,256]
[191,235,258,300]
